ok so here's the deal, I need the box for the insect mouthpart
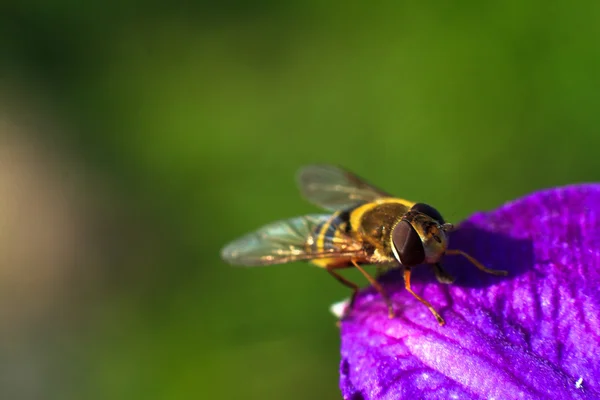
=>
[441,222,455,232]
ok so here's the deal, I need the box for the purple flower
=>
[339,185,600,400]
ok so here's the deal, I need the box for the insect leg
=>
[326,267,360,317]
[403,266,445,326]
[445,249,508,276]
[433,262,455,284]
[351,260,395,318]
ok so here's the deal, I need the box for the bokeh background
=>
[1,1,600,399]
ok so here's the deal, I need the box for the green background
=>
[2,1,600,399]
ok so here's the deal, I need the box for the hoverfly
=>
[221,165,507,326]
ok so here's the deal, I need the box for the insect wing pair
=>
[221,165,389,267]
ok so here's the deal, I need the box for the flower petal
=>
[340,184,600,400]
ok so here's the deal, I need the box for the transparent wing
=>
[297,164,392,211]
[221,214,365,266]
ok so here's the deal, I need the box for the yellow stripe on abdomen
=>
[315,212,336,252]
[309,211,352,269]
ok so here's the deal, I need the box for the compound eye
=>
[392,220,425,266]
[411,203,445,224]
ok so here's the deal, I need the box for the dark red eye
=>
[392,220,425,266]
[411,203,445,224]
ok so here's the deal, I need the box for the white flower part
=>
[575,377,583,389]
[330,298,350,319]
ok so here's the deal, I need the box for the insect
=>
[220,165,508,325]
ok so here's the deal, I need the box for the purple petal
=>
[340,184,600,400]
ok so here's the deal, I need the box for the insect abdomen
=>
[308,210,354,268]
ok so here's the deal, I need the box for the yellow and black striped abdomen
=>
[308,210,354,268]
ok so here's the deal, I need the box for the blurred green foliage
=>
[2,1,600,399]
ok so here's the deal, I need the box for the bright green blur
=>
[2,1,600,399]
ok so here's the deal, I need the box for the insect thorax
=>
[356,202,410,258]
